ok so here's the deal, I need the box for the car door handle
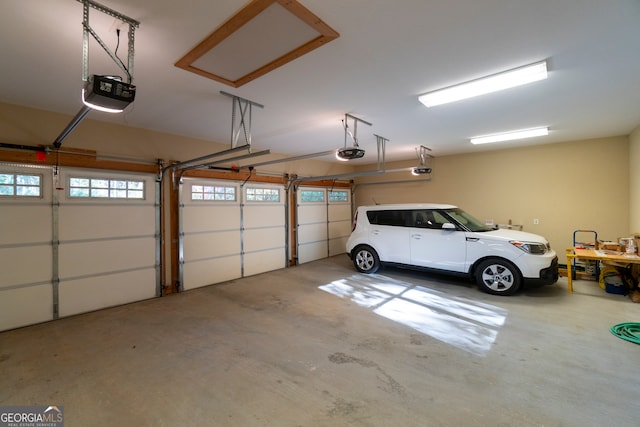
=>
[466,237,479,242]
[372,230,381,235]
[411,234,422,239]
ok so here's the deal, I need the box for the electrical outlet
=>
[533,218,539,225]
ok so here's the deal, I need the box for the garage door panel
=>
[59,205,154,240]
[298,242,327,264]
[182,205,240,233]
[183,256,241,290]
[0,205,51,244]
[329,237,348,256]
[328,221,351,239]
[244,249,285,276]
[298,223,328,244]
[328,205,351,222]
[59,237,155,279]
[244,205,284,227]
[244,228,283,252]
[183,231,240,259]
[180,179,243,290]
[0,284,53,331]
[59,268,156,317]
[0,245,52,288]
[298,205,327,223]
[0,165,54,331]
[328,217,350,256]
[296,187,350,264]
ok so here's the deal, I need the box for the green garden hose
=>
[610,322,640,345]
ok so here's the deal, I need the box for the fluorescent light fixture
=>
[470,127,549,145]
[419,61,548,107]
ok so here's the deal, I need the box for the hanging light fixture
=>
[336,113,371,161]
[411,145,433,175]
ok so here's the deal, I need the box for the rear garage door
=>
[296,187,351,264]
[180,179,286,290]
[0,165,159,331]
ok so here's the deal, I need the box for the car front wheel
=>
[475,258,521,295]
[352,245,380,274]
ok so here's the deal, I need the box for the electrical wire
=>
[115,29,132,82]
[610,322,640,345]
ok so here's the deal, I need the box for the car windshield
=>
[442,208,493,232]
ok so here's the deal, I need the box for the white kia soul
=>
[346,204,558,295]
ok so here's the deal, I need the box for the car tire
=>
[352,245,381,274]
[475,258,521,296]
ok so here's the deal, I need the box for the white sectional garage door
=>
[180,179,285,291]
[0,165,159,332]
[57,168,158,317]
[327,189,352,257]
[0,164,54,331]
[242,184,286,276]
[296,187,351,264]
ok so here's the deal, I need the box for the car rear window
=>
[366,210,411,226]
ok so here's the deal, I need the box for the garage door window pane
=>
[191,184,236,201]
[301,190,324,202]
[329,190,348,202]
[69,177,145,199]
[246,187,280,202]
[0,173,42,198]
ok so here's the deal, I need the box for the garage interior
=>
[1,1,639,426]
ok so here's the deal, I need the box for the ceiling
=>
[2,0,640,165]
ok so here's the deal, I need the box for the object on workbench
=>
[572,229,599,280]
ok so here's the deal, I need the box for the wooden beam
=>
[0,147,159,174]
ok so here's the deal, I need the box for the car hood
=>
[472,228,549,244]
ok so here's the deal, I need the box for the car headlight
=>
[510,241,548,254]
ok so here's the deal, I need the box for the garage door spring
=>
[610,322,640,345]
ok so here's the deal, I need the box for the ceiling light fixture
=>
[418,60,548,107]
[336,113,371,161]
[470,127,549,145]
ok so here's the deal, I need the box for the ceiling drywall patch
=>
[175,0,339,87]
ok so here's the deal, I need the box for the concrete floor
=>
[1,255,638,427]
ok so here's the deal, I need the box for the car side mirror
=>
[442,223,456,230]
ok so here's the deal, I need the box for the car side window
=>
[413,209,445,229]
[367,210,412,227]
[432,211,451,228]
[413,210,429,228]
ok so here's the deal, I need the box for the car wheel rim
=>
[356,251,374,271]
[481,264,514,291]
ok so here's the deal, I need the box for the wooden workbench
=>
[565,248,640,293]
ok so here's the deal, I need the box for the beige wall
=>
[0,102,354,177]
[354,137,630,254]
[1,101,636,260]
[629,125,640,233]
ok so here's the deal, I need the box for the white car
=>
[346,204,558,295]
